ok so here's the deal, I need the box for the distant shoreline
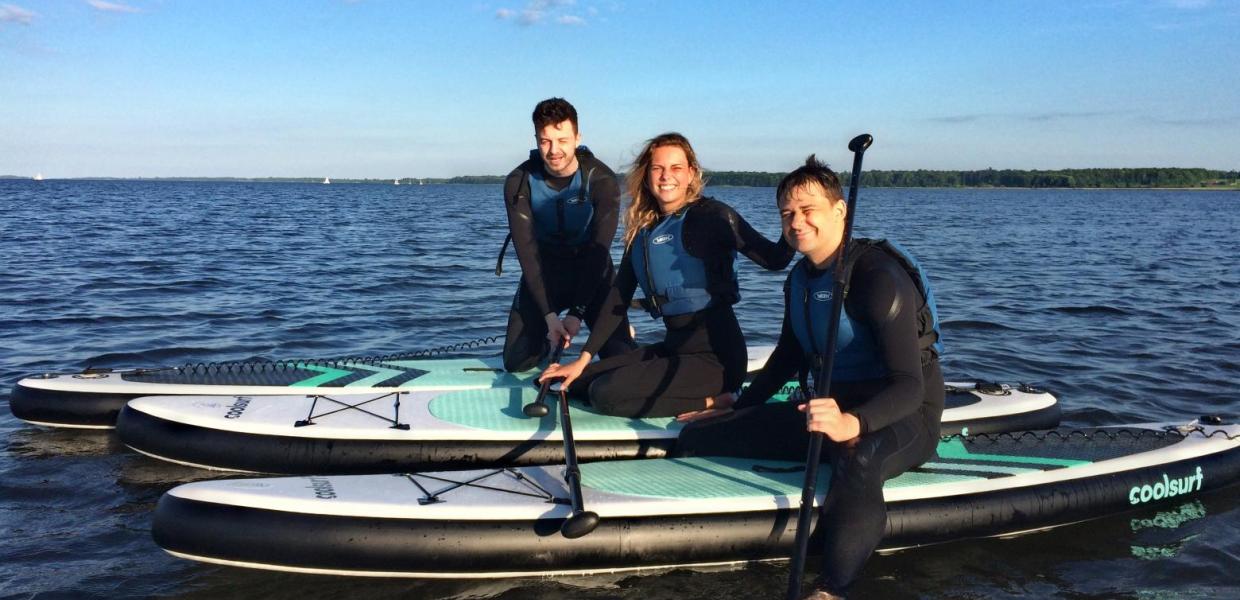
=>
[3,167,1238,191]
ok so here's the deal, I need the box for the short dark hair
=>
[532,98,578,133]
[776,154,843,205]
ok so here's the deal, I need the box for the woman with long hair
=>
[539,132,792,418]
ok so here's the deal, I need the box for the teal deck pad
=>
[581,457,822,499]
[427,388,682,433]
[577,431,1122,501]
[579,456,987,500]
[381,358,536,389]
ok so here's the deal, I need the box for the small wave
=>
[941,319,1019,332]
[1049,305,1130,316]
[79,347,225,368]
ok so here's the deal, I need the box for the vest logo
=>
[224,396,251,419]
[1128,466,1203,505]
[307,476,338,499]
[652,234,674,245]
[566,196,585,205]
[813,291,833,301]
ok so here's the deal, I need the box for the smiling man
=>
[499,98,636,372]
[676,155,946,599]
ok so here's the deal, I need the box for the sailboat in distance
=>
[394,179,400,185]
[323,177,331,185]
[33,173,44,181]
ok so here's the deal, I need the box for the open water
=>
[1,181,1237,599]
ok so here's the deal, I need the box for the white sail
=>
[33,173,44,181]
[323,177,331,185]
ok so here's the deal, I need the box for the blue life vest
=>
[789,238,943,384]
[526,148,594,247]
[630,206,737,318]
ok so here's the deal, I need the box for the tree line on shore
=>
[698,168,1240,189]
[446,168,1239,188]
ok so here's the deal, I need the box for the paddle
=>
[785,133,873,600]
[522,343,565,417]
[520,341,599,537]
[554,384,600,538]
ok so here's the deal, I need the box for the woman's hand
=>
[675,391,737,423]
[539,354,590,390]
[797,397,861,443]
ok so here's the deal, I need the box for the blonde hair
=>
[623,132,706,248]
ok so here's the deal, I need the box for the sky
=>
[1,0,1238,178]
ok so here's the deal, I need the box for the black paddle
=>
[785,133,873,600]
[520,340,599,537]
[522,342,566,418]
[554,384,600,538]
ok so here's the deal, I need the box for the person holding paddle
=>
[677,154,945,599]
[538,132,793,418]
[499,98,636,372]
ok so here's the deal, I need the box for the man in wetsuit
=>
[500,98,635,372]
[677,155,945,599]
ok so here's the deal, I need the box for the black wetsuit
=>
[676,247,945,596]
[501,152,636,372]
[569,197,792,417]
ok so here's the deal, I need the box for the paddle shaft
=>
[556,380,600,538]
[558,388,586,510]
[785,134,872,600]
[523,344,566,417]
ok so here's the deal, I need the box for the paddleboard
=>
[151,419,1240,578]
[11,346,775,428]
[118,382,1060,474]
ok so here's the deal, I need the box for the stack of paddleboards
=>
[114,381,1059,474]
[152,419,1240,577]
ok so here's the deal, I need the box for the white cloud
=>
[0,3,36,24]
[497,0,588,26]
[86,0,142,14]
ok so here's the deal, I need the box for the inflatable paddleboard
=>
[118,382,1059,474]
[10,347,775,429]
[151,419,1240,578]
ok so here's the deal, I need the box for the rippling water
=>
[1,181,1237,599]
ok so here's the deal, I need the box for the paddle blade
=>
[561,511,600,539]
[848,133,873,153]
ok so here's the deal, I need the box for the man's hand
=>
[544,313,570,349]
[797,397,861,443]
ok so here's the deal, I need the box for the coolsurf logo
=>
[307,477,337,499]
[224,396,251,419]
[813,291,833,301]
[1128,466,1203,505]
[652,233,674,245]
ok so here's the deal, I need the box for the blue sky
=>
[2,1,1238,178]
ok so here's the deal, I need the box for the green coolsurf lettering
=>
[1128,466,1204,505]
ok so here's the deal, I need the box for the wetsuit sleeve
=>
[735,279,805,409]
[569,164,621,319]
[844,251,925,434]
[503,166,552,318]
[581,248,638,356]
[718,201,794,270]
